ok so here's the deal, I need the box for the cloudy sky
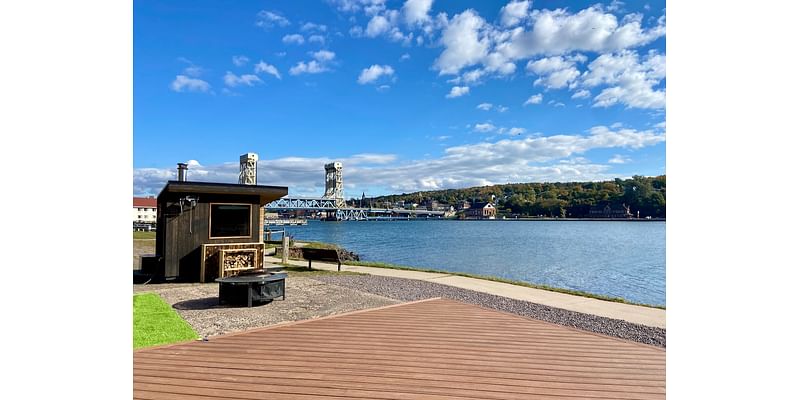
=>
[134,0,666,197]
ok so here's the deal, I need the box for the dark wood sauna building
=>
[147,179,287,282]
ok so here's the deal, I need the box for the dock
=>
[264,219,307,226]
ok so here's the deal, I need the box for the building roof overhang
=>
[157,181,288,206]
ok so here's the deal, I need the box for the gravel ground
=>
[134,276,400,338]
[312,274,666,348]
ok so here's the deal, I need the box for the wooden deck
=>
[134,298,665,399]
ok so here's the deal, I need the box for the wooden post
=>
[281,235,289,264]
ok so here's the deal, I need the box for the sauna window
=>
[209,204,251,238]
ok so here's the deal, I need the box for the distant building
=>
[421,199,439,210]
[133,197,157,224]
[458,200,471,210]
[589,203,633,218]
[466,202,496,219]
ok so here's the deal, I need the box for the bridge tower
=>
[323,162,345,208]
[239,153,258,185]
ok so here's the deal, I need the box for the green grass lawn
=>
[133,231,156,239]
[133,293,198,349]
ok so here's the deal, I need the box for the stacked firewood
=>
[224,253,254,270]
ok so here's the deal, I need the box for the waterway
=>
[273,220,666,306]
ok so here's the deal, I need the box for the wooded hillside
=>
[365,175,666,218]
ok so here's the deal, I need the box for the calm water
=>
[275,220,665,306]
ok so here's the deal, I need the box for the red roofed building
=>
[133,197,158,224]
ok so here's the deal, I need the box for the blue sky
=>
[134,0,666,198]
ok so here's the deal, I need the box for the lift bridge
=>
[264,162,445,221]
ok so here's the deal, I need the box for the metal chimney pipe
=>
[177,163,188,181]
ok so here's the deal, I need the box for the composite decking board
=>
[134,379,501,400]
[210,334,664,359]
[290,315,659,346]
[141,343,664,372]
[134,356,665,386]
[212,329,658,353]
[213,312,659,344]
[136,349,663,376]
[133,360,665,388]
[147,345,666,369]
[133,363,665,391]
[134,373,664,400]
[217,322,646,344]
[158,341,666,365]
[134,366,665,396]
[135,298,665,399]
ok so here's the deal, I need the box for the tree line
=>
[363,175,666,218]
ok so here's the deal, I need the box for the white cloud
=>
[223,71,263,87]
[508,127,526,136]
[476,102,493,110]
[400,53,411,61]
[366,15,392,37]
[182,65,202,77]
[523,93,543,105]
[608,154,631,164]
[446,86,470,98]
[349,26,364,37]
[377,84,391,92]
[582,50,665,109]
[525,55,589,89]
[301,22,328,32]
[170,75,211,93]
[313,50,336,62]
[177,58,203,77]
[289,51,337,75]
[232,55,250,67]
[254,61,281,79]
[496,6,665,60]
[572,89,590,99]
[282,34,305,45]
[433,5,664,77]
[133,125,663,196]
[256,10,290,29]
[308,35,326,44]
[434,10,490,75]
[275,52,287,57]
[328,0,388,15]
[500,0,530,27]
[462,69,486,84]
[497,105,509,112]
[289,61,329,75]
[474,123,496,132]
[607,0,626,13]
[358,64,395,84]
[402,0,433,26]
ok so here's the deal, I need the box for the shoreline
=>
[290,240,665,309]
[343,258,665,309]
[268,253,666,329]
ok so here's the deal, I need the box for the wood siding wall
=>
[157,193,263,280]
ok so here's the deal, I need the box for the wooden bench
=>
[300,248,343,271]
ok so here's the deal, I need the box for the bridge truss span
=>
[265,196,445,221]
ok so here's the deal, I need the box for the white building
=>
[133,197,157,224]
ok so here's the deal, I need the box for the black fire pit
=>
[216,272,287,307]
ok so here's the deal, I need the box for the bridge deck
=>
[134,298,665,399]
